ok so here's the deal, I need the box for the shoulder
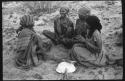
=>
[21,28,32,32]
[54,17,60,22]
[18,28,35,38]
[66,17,73,24]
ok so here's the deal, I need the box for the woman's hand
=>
[74,35,86,43]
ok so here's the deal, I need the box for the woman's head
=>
[60,7,69,18]
[78,6,90,20]
[20,15,34,28]
[86,15,102,33]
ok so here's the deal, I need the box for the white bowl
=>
[56,61,76,74]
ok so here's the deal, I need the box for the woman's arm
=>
[74,19,79,35]
[84,40,101,53]
[74,34,101,53]
[85,31,102,53]
[54,20,58,37]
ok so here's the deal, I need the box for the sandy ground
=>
[2,1,123,80]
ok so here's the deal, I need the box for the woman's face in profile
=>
[79,14,86,20]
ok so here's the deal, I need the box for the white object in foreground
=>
[56,61,76,73]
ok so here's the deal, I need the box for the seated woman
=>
[70,7,106,67]
[74,6,89,38]
[43,7,75,49]
[15,15,48,70]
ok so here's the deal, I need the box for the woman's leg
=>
[42,30,59,45]
[70,44,103,67]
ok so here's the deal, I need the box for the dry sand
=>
[2,1,123,80]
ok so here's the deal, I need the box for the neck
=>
[88,29,95,38]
